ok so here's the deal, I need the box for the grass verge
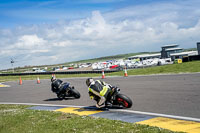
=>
[107,61,200,76]
[0,61,200,82]
[0,104,181,133]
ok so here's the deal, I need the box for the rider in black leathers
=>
[51,77,64,95]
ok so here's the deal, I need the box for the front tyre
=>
[70,89,81,99]
[116,94,132,108]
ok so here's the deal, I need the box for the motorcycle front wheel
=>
[116,94,132,108]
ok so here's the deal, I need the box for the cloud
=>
[104,0,200,27]
[0,0,200,69]
[15,34,46,48]
[53,41,72,47]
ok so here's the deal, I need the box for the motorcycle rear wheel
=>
[70,88,81,99]
[116,94,132,108]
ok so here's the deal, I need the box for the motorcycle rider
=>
[51,76,81,99]
[86,78,114,108]
[51,76,64,95]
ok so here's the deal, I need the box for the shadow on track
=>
[82,105,124,111]
[44,97,76,101]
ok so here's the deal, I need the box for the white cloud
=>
[15,34,46,48]
[53,41,72,47]
[1,0,200,69]
[30,49,49,53]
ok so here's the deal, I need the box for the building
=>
[161,44,183,59]
[128,43,199,61]
[128,53,161,61]
[170,51,198,61]
[197,42,200,55]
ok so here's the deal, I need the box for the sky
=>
[0,0,200,70]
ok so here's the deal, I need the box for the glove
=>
[89,92,95,100]
[90,95,94,100]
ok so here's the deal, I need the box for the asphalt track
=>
[1,73,200,118]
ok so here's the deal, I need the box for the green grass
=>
[0,61,200,82]
[0,104,181,133]
[106,61,200,76]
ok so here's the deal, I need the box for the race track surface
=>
[0,73,200,118]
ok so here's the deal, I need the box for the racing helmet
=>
[51,77,56,82]
[86,78,94,87]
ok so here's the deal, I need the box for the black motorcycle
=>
[53,82,81,100]
[107,87,132,108]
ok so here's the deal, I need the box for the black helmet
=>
[52,79,63,88]
[51,77,56,82]
[86,78,94,87]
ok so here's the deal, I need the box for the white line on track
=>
[110,109,200,122]
[1,102,200,122]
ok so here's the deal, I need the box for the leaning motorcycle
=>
[107,87,132,108]
[54,82,81,99]
[92,87,132,108]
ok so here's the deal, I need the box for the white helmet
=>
[86,78,94,87]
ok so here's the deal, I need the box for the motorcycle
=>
[53,82,81,100]
[107,87,132,108]
[92,87,132,108]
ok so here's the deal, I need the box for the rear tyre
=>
[116,94,132,108]
[70,88,81,99]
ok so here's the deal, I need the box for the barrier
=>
[19,77,22,85]
[102,70,105,79]
[0,70,119,76]
[124,67,128,77]
[37,77,40,84]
